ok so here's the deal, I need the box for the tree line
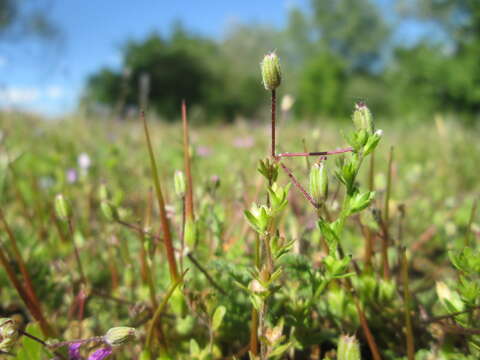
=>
[82,0,480,123]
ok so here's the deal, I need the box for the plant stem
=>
[146,270,188,352]
[67,218,87,285]
[182,100,195,221]
[278,161,318,209]
[186,252,226,295]
[0,209,55,337]
[21,331,67,360]
[271,90,276,158]
[141,110,179,282]
[401,248,415,360]
[465,198,477,247]
[277,147,353,158]
[384,146,394,224]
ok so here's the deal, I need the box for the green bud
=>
[261,52,281,91]
[0,318,19,353]
[348,191,375,215]
[55,194,72,221]
[244,204,271,234]
[337,334,361,360]
[98,184,110,201]
[174,170,186,198]
[101,201,119,221]
[184,218,197,247]
[352,102,374,134]
[309,162,328,207]
[104,326,137,347]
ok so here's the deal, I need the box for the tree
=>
[296,52,347,117]
[0,0,59,42]
[310,0,390,71]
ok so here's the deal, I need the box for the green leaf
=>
[15,323,45,360]
[212,305,226,332]
[190,338,200,356]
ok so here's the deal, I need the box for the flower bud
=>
[0,318,19,353]
[55,194,72,221]
[104,326,137,347]
[352,102,374,134]
[98,184,110,202]
[261,52,281,91]
[249,279,266,294]
[184,218,197,247]
[337,334,361,360]
[309,162,328,207]
[101,201,119,222]
[174,170,186,198]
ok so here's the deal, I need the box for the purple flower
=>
[66,169,78,184]
[88,347,112,360]
[68,342,82,360]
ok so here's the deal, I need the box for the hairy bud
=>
[261,52,281,91]
[309,162,328,207]
[0,318,19,353]
[104,326,137,347]
[55,194,72,221]
[337,334,361,360]
[174,170,186,198]
[352,102,374,134]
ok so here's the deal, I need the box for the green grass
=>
[0,111,479,359]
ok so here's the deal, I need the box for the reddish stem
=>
[271,90,276,158]
[277,147,353,158]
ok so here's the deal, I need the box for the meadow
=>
[0,98,479,359]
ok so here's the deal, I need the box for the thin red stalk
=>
[141,110,179,282]
[278,161,318,209]
[353,296,382,360]
[0,244,55,337]
[0,211,55,337]
[277,147,353,158]
[271,90,276,158]
[182,100,195,221]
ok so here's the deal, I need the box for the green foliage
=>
[296,52,347,118]
[0,100,479,359]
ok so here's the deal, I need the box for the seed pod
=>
[104,326,137,347]
[352,102,374,134]
[0,318,19,353]
[55,194,72,221]
[174,170,186,198]
[98,183,110,202]
[337,334,361,360]
[184,218,197,247]
[261,52,281,91]
[309,162,328,207]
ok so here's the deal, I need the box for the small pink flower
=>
[196,146,212,157]
[233,136,254,149]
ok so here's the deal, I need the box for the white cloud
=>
[46,85,64,99]
[0,85,66,105]
[0,87,40,103]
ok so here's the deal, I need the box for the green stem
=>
[141,110,179,282]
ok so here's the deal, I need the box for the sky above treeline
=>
[0,0,435,116]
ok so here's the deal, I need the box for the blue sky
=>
[0,0,311,116]
[0,0,440,116]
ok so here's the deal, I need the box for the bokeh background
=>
[1,0,479,124]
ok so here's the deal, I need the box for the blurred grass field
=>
[0,111,479,359]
